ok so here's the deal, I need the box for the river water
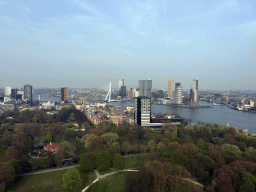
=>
[32,94,256,134]
[109,101,256,134]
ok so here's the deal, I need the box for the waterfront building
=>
[24,85,33,105]
[190,79,198,102]
[138,79,152,97]
[119,86,126,98]
[173,83,182,105]
[168,78,175,98]
[134,96,151,126]
[129,88,135,98]
[4,86,11,97]
[61,87,68,102]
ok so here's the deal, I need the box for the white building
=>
[173,82,183,105]
[4,86,11,97]
[118,79,124,90]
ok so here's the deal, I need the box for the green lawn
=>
[5,168,96,192]
[87,172,137,192]
[121,155,150,169]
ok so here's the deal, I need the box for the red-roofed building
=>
[44,142,59,153]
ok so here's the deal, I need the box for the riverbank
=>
[153,103,212,109]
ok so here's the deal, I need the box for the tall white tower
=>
[4,86,12,97]
[118,79,124,90]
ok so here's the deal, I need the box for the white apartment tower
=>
[173,83,182,105]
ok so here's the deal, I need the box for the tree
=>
[206,160,256,192]
[79,153,95,172]
[113,154,123,172]
[161,138,170,146]
[123,160,202,192]
[44,132,54,143]
[55,146,64,167]
[0,162,16,192]
[81,133,103,152]
[101,132,119,147]
[148,140,157,152]
[3,146,19,162]
[238,171,256,192]
[62,168,82,191]
[157,142,166,152]
[96,150,112,171]
[180,143,198,158]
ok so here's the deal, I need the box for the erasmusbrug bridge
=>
[104,81,118,102]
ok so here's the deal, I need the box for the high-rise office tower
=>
[119,86,126,98]
[61,87,68,102]
[4,86,11,96]
[134,96,151,126]
[173,83,182,104]
[118,79,124,90]
[190,79,198,102]
[168,78,175,98]
[138,79,152,97]
[24,85,33,105]
[11,89,18,100]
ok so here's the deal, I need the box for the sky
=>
[0,0,256,91]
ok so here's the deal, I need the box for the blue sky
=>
[0,0,256,90]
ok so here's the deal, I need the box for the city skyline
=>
[1,0,256,90]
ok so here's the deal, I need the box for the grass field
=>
[5,168,96,192]
[86,172,137,192]
[121,155,150,169]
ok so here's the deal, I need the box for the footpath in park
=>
[20,165,79,176]
[82,168,139,192]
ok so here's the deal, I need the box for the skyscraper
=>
[61,88,68,102]
[168,78,175,98]
[138,79,152,97]
[4,86,11,97]
[190,79,198,102]
[118,79,124,90]
[173,83,182,105]
[134,96,151,126]
[11,89,17,100]
[24,85,33,105]
[119,86,126,98]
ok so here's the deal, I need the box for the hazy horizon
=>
[1,0,256,90]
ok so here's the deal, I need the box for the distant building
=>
[4,86,11,97]
[138,79,152,97]
[168,78,175,98]
[173,83,182,105]
[110,116,123,126]
[129,88,135,98]
[118,79,124,90]
[134,96,151,126]
[190,79,198,102]
[11,89,17,100]
[119,86,126,98]
[61,87,68,102]
[24,85,33,105]
[135,88,139,97]
[44,142,59,153]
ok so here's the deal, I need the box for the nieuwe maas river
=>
[109,101,256,134]
[33,93,256,134]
